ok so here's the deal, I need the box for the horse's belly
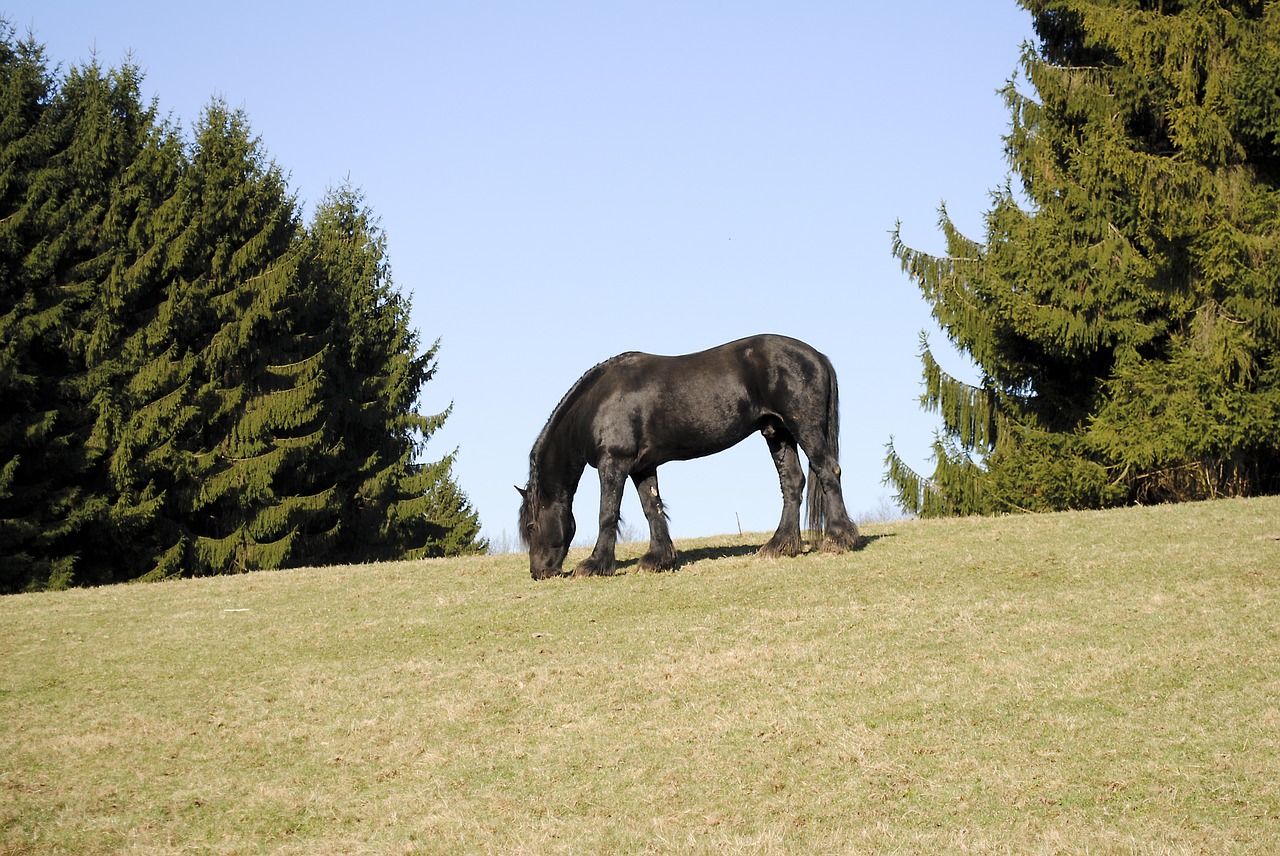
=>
[635,415,756,468]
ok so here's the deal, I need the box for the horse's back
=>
[579,334,833,462]
[615,333,826,378]
[685,333,824,363]
[599,334,832,407]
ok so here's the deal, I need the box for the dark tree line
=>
[888,0,1280,515]
[0,26,483,591]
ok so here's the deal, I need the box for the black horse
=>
[517,334,859,579]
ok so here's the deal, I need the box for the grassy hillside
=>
[3,497,1278,853]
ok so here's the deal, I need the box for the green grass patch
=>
[3,497,1279,853]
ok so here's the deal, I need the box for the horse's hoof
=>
[819,524,861,553]
[758,536,803,559]
[638,551,679,572]
[572,558,615,577]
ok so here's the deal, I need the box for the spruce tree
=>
[0,26,57,590]
[301,186,484,561]
[887,0,1280,516]
[112,101,305,578]
[80,115,187,584]
[0,32,156,590]
[1,32,486,587]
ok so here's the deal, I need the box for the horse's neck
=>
[535,437,586,501]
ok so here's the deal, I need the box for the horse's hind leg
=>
[811,460,860,552]
[632,468,678,571]
[800,444,860,553]
[759,421,805,558]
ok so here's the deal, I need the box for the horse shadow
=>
[613,533,885,573]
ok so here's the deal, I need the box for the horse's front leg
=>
[632,468,678,571]
[572,458,627,577]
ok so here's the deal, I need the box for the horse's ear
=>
[515,485,528,499]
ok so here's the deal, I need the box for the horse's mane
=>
[527,352,636,498]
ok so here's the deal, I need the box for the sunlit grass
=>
[3,497,1278,853]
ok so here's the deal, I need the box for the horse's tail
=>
[806,355,840,547]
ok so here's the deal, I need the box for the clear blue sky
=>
[13,2,1035,547]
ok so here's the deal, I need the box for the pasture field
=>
[2,497,1279,854]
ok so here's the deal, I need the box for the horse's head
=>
[517,485,576,580]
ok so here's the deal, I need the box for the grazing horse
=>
[517,334,859,580]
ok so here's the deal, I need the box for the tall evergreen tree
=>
[887,0,1280,516]
[0,31,156,590]
[301,186,484,561]
[110,101,305,578]
[0,26,57,590]
[80,114,187,585]
[0,32,485,589]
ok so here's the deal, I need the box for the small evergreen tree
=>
[887,1,1280,516]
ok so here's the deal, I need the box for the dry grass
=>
[2,497,1278,853]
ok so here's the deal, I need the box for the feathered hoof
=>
[758,534,804,559]
[571,556,616,577]
[819,522,861,553]
[638,550,679,572]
